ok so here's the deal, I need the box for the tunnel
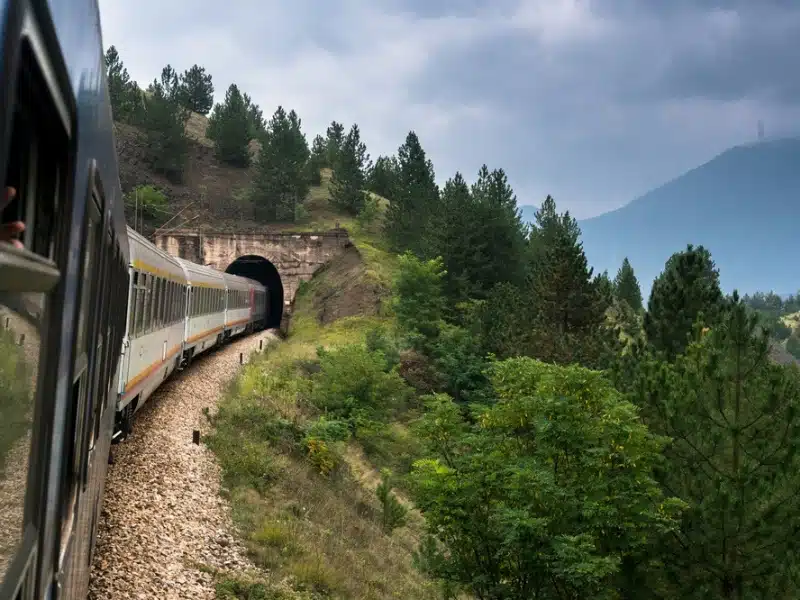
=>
[225,255,284,329]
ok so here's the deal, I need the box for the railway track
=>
[88,330,277,600]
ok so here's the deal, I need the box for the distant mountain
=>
[577,138,800,299]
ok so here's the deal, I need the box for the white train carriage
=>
[250,281,269,328]
[178,257,227,362]
[223,272,254,338]
[116,227,188,436]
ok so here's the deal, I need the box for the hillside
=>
[115,112,347,236]
[577,137,800,297]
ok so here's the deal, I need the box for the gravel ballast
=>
[89,330,277,600]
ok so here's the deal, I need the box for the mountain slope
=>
[578,137,800,297]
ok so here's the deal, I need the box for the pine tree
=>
[526,196,616,367]
[250,106,309,222]
[470,165,528,291]
[325,121,345,167]
[242,93,266,139]
[206,84,251,167]
[307,134,327,185]
[630,294,800,598]
[614,257,643,311]
[104,46,142,122]
[177,64,214,115]
[329,124,370,215]
[158,65,180,101]
[644,244,724,361]
[367,155,399,199]
[425,172,485,305]
[140,77,189,182]
[384,131,438,254]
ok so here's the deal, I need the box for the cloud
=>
[98,0,800,218]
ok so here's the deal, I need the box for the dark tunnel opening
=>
[226,255,284,329]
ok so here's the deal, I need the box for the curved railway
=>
[0,2,278,599]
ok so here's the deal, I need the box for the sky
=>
[97,0,800,219]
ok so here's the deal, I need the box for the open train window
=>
[0,15,72,600]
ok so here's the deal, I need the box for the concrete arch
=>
[226,255,284,329]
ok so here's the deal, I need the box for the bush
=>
[309,343,411,423]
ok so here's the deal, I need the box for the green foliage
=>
[409,359,684,600]
[644,244,724,361]
[384,131,439,255]
[376,469,408,534]
[367,155,399,199]
[104,46,143,123]
[613,257,643,312]
[364,325,400,369]
[125,184,168,222]
[329,124,370,215]
[177,64,214,115]
[250,106,310,222]
[623,294,800,598]
[787,330,800,359]
[392,252,446,351]
[309,344,411,424]
[526,196,618,368]
[207,84,252,167]
[307,134,327,185]
[140,69,190,182]
[325,120,345,167]
[423,168,527,309]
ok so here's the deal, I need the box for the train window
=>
[61,193,101,559]
[135,274,144,337]
[128,271,138,335]
[144,275,153,334]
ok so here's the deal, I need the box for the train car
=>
[222,271,252,339]
[250,281,268,329]
[0,1,131,599]
[114,226,188,439]
[177,257,226,363]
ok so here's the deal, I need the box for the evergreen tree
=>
[140,77,189,182]
[329,124,370,215]
[367,155,399,199]
[104,46,142,122]
[307,134,327,185]
[595,270,614,305]
[325,120,345,167]
[469,165,528,290]
[177,64,214,115]
[242,93,266,139]
[206,84,251,167]
[644,244,724,361]
[526,196,617,368]
[614,257,643,311]
[384,131,438,255]
[629,294,800,598]
[158,64,180,101]
[250,106,309,222]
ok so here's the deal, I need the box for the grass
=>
[204,178,436,599]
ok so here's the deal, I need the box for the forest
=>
[106,48,800,600]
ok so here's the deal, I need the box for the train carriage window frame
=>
[0,4,75,597]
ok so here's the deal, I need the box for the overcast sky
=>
[97,0,800,218]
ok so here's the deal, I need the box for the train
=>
[0,1,272,599]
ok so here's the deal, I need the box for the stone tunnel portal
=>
[226,255,284,329]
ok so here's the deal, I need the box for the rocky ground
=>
[88,330,278,600]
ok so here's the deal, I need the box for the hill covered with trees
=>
[106,47,800,600]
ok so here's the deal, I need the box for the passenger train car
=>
[0,2,270,599]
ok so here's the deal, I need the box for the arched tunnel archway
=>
[226,255,284,329]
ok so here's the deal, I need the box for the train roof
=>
[126,226,186,282]
[175,255,226,289]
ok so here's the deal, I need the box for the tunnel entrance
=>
[226,255,284,329]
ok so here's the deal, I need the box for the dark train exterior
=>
[0,2,268,599]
